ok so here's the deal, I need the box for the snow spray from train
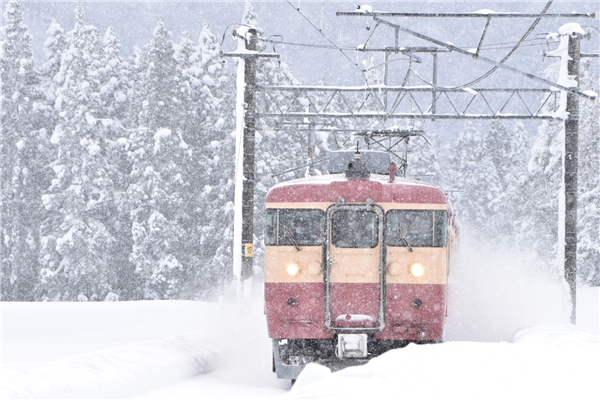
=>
[264,150,457,380]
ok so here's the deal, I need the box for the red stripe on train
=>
[265,282,445,341]
[266,179,447,204]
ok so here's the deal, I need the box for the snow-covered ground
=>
[2,237,598,399]
[1,299,288,398]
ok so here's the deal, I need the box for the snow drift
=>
[1,332,219,399]
[288,326,599,399]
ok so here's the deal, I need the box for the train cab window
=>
[331,210,379,248]
[265,210,278,245]
[265,209,325,246]
[386,210,448,247]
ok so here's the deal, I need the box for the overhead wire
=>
[260,37,357,51]
[477,37,546,49]
[258,26,547,70]
[400,0,555,90]
[361,40,547,74]
[475,41,547,51]
[258,36,547,56]
[284,0,370,85]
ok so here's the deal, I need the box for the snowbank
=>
[1,301,224,398]
[1,282,597,399]
[1,333,219,399]
[286,232,598,399]
[1,298,288,399]
[288,328,599,399]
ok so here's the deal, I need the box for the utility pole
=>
[222,26,279,299]
[241,28,257,283]
[563,28,582,325]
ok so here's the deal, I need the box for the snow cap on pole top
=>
[558,23,586,36]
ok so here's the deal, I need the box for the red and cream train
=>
[264,150,457,380]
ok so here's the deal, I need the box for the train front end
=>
[264,152,456,380]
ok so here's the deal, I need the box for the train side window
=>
[386,210,448,248]
[433,210,448,247]
[265,209,278,245]
[265,209,325,246]
[331,210,379,248]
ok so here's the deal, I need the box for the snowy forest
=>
[1,0,598,302]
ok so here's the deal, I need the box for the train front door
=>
[325,203,386,332]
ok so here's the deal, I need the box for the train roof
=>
[266,174,448,204]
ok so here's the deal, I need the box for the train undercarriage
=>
[272,336,440,380]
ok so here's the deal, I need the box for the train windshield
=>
[386,210,448,247]
[331,210,379,248]
[265,209,325,246]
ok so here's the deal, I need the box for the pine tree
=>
[515,60,563,273]
[37,4,121,301]
[485,121,513,188]
[184,25,236,298]
[484,120,531,240]
[497,122,532,242]
[174,31,196,139]
[40,19,67,82]
[449,122,502,236]
[38,18,67,130]
[138,19,182,131]
[127,126,191,299]
[99,26,130,122]
[126,20,192,299]
[517,120,562,271]
[407,128,441,184]
[1,0,50,300]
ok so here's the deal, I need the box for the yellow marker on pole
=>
[245,243,254,258]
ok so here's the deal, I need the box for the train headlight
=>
[409,262,425,278]
[286,262,300,276]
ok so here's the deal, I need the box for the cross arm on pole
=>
[221,52,280,59]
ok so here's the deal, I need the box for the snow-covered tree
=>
[407,128,441,184]
[485,121,513,187]
[126,20,193,299]
[127,127,189,300]
[483,120,533,240]
[38,18,67,129]
[98,26,130,122]
[182,25,236,298]
[40,19,67,83]
[514,60,564,275]
[516,120,562,272]
[138,19,182,131]
[37,5,123,301]
[449,122,502,236]
[493,122,533,240]
[0,0,51,300]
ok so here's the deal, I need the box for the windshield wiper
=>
[400,236,414,252]
[398,223,413,252]
[284,227,302,251]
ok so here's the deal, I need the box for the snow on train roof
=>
[266,174,448,204]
